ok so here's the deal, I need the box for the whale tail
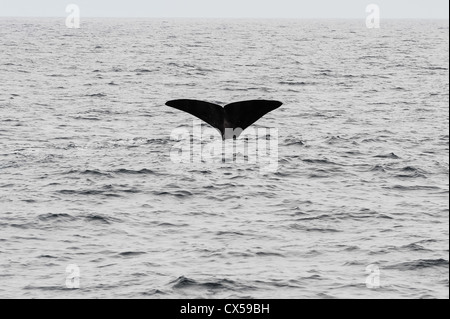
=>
[166,99,282,140]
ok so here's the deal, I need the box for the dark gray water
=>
[0,18,448,298]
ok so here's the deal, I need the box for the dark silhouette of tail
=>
[166,99,282,140]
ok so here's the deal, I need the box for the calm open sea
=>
[0,18,448,298]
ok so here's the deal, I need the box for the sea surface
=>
[0,18,448,299]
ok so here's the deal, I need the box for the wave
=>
[65,169,158,177]
[387,259,448,270]
[374,153,400,159]
[71,169,113,177]
[36,213,118,225]
[283,137,305,146]
[134,68,153,73]
[302,158,340,165]
[141,289,167,296]
[58,189,122,197]
[169,276,244,291]
[279,81,318,87]
[153,190,193,198]
[84,214,116,224]
[394,166,428,179]
[154,222,189,228]
[38,213,76,222]
[85,93,107,98]
[114,168,160,175]
[399,243,432,252]
[117,251,147,257]
[24,285,69,291]
[370,165,386,172]
[385,185,441,191]
[216,231,247,237]
[426,66,448,71]
[290,224,341,233]
[255,251,285,257]
[308,169,330,178]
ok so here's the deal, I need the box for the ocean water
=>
[0,18,448,299]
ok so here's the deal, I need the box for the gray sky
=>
[0,0,449,19]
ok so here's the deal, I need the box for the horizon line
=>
[0,16,449,20]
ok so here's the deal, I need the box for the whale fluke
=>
[166,99,282,140]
